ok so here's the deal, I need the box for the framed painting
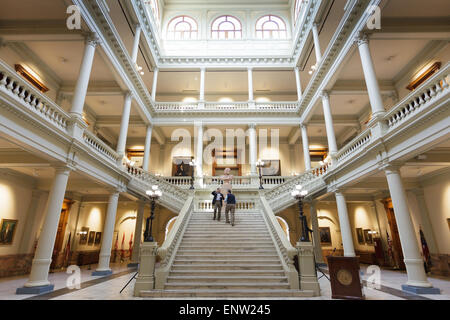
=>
[356,228,365,244]
[88,231,95,246]
[364,229,373,245]
[94,232,102,245]
[0,219,18,245]
[319,227,332,246]
[127,149,144,168]
[172,156,193,176]
[79,227,89,245]
[261,160,281,176]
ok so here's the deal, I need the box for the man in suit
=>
[211,188,224,221]
[224,189,236,226]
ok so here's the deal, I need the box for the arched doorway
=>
[276,216,290,242]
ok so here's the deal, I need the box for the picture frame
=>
[126,149,144,168]
[79,227,89,245]
[356,228,365,244]
[363,229,373,245]
[0,219,18,245]
[319,227,332,246]
[261,160,281,176]
[88,231,95,246]
[94,232,102,245]
[172,156,193,176]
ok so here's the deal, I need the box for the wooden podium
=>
[327,256,364,300]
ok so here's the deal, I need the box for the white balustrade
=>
[256,102,298,111]
[82,130,120,163]
[335,129,372,163]
[195,199,258,212]
[152,101,299,113]
[0,60,70,132]
[203,176,253,188]
[262,176,292,185]
[385,63,449,130]
[163,176,192,186]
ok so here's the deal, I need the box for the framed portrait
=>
[0,219,18,245]
[319,227,332,246]
[94,232,102,245]
[79,227,89,245]
[261,160,281,176]
[356,228,365,244]
[172,156,193,177]
[88,231,95,246]
[364,229,373,245]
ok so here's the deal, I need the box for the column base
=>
[402,284,440,295]
[92,270,113,276]
[127,263,139,268]
[16,284,54,295]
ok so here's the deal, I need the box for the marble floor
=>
[0,263,448,300]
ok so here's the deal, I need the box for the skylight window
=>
[255,15,287,39]
[167,15,198,40]
[211,15,242,40]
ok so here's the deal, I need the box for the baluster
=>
[13,83,21,95]
[25,91,32,103]
[7,80,14,91]
[429,84,436,97]
[0,73,7,87]
[19,87,26,99]
[423,90,430,101]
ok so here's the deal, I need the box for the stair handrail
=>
[154,195,194,289]
[259,193,299,289]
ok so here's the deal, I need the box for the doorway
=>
[50,199,72,270]
[383,198,406,270]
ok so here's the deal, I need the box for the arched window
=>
[255,15,287,39]
[294,0,304,24]
[167,15,198,40]
[211,15,242,40]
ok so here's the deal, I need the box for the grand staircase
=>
[141,210,315,298]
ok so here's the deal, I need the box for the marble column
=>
[310,201,325,263]
[410,188,438,254]
[248,123,257,175]
[384,165,439,293]
[116,92,133,158]
[17,167,71,294]
[199,67,206,104]
[93,191,120,276]
[142,125,153,171]
[195,123,203,182]
[129,200,146,266]
[151,67,159,101]
[321,91,338,155]
[18,190,44,254]
[131,24,142,63]
[312,23,322,63]
[70,34,99,118]
[356,33,386,118]
[335,191,356,257]
[294,67,302,101]
[248,67,254,102]
[300,124,311,170]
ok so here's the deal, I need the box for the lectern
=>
[327,256,364,300]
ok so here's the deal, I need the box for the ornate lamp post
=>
[256,159,265,189]
[144,185,162,242]
[188,159,196,190]
[291,185,311,242]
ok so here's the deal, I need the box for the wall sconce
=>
[15,64,49,93]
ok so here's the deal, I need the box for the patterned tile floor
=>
[0,262,448,300]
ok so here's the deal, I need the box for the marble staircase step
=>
[163,282,291,290]
[171,264,284,271]
[169,270,286,276]
[166,275,287,283]
[140,289,314,298]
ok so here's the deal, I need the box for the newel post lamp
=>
[291,185,311,242]
[189,159,196,190]
[144,185,162,242]
[256,159,265,189]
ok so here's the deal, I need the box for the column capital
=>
[200,66,206,72]
[248,123,257,130]
[320,90,329,99]
[147,123,153,130]
[84,33,101,47]
[300,123,307,130]
[379,161,403,174]
[134,23,142,31]
[53,164,74,175]
[123,91,133,99]
[312,23,319,29]
[153,66,159,73]
[355,32,369,47]
[247,66,254,71]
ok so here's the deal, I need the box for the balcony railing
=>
[385,62,449,132]
[153,101,299,113]
[0,60,70,133]
[82,130,121,164]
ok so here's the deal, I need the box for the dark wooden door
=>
[384,199,406,270]
[50,200,71,269]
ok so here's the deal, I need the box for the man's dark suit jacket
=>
[211,191,224,205]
